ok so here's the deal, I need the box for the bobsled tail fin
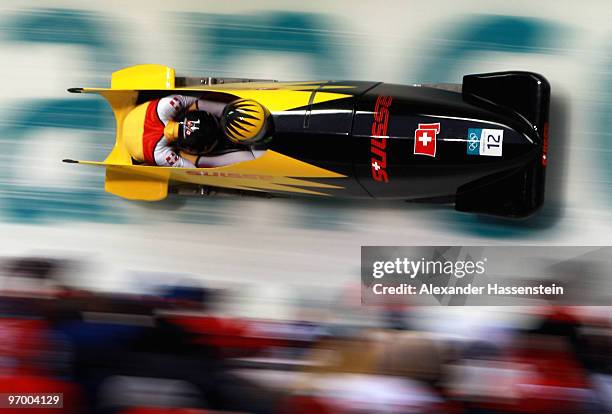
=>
[110,64,175,90]
[63,160,170,201]
[457,71,550,217]
[103,165,169,201]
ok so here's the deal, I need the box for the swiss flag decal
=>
[414,123,440,157]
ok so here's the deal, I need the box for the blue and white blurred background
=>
[0,0,610,292]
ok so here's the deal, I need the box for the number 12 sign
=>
[467,128,504,157]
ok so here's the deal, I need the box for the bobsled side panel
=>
[267,82,379,197]
[167,150,348,196]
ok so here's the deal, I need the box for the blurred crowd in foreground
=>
[0,257,611,413]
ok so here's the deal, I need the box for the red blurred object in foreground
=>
[0,375,81,413]
[0,318,51,376]
[167,315,283,357]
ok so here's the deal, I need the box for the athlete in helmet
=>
[123,94,270,168]
[221,98,271,146]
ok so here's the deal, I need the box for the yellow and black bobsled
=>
[66,64,550,218]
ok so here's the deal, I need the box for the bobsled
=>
[66,64,550,217]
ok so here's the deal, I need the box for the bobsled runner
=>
[66,64,550,217]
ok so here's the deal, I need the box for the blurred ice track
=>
[0,0,611,297]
